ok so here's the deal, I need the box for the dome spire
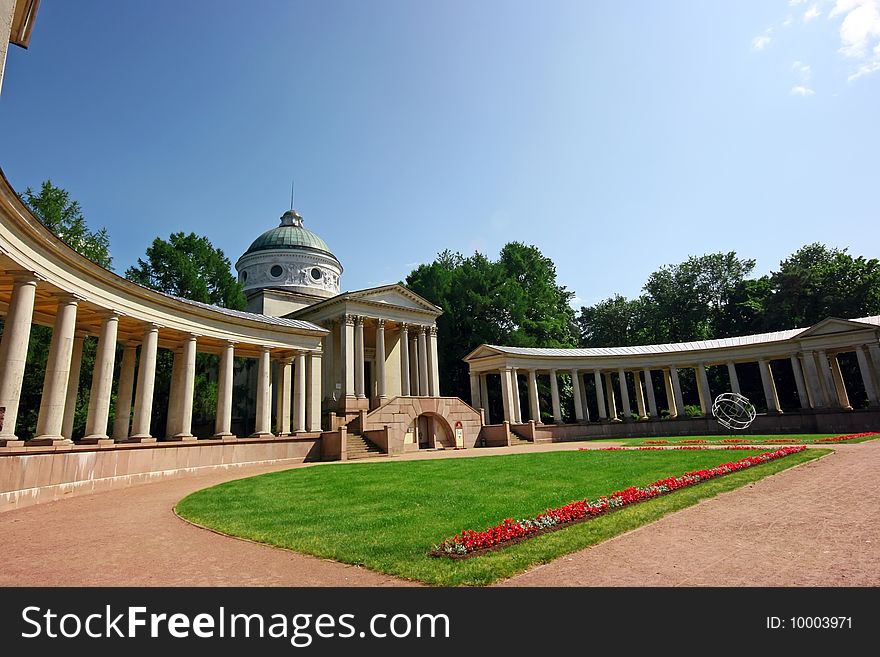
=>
[280,209,303,227]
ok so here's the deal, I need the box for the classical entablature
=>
[464,317,880,425]
[0,169,328,445]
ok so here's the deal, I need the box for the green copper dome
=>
[243,210,338,260]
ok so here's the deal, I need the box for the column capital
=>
[342,313,356,326]
[51,292,82,304]
[400,322,410,333]
[6,269,42,284]
[354,315,365,326]
[428,325,438,336]
[259,344,272,354]
[376,318,386,329]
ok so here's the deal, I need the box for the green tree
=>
[125,232,246,310]
[578,294,649,347]
[23,180,113,269]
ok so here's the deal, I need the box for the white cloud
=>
[804,4,822,21]
[783,14,795,26]
[790,0,807,6]
[829,0,880,80]
[752,28,773,50]
[792,60,813,79]
[791,85,816,94]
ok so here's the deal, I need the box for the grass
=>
[590,432,879,446]
[175,447,827,586]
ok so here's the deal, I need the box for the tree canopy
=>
[125,232,246,310]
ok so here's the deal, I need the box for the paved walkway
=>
[0,441,876,586]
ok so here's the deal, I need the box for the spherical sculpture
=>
[712,392,756,431]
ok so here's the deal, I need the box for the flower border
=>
[431,446,807,558]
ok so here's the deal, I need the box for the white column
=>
[643,368,658,418]
[409,334,420,396]
[510,369,522,423]
[165,348,184,437]
[726,362,741,394]
[214,341,235,437]
[0,274,38,443]
[579,372,590,421]
[670,366,685,417]
[550,369,562,423]
[593,369,607,419]
[817,350,838,408]
[829,354,852,410]
[856,346,879,407]
[867,344,880,393]
[789,354,809,409]
[429,326,440,396]
[277,358,292,435]
[500,367,513,422]
[341,314,355,400]
[801,350,826,407]
[112,343,137,440]
[696,363,712,416]
[130,324,159,440]
[173,333,197,439]
[480,374,490,420]
[400,323,411,396]
[35,296,79,443]
[758,359,782,414]
[571,369,585,421]
[252,346,273,437]
[633,369,647,420]
[528,369,541,422]
[616,369,631,420]
[375,319,387,401]
[84,313,119,441]
[663,368,678,417]
[469,372,481,408]
[322,321,334,402]
[417,326,429,396]
[604,372,617,419]
[61,332,86,440]
[354,316,366,399]
[307,351,322,432]
[294,350,307,433]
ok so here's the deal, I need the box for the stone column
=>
[400,323,411,396]
[817,350,838,408]
[129,324,159,441]
[341,314,355,400]
[322,321,335,402]
[165,348,184,437]
[867,344,880,392]
[856,346,879,407]
[84,313,119,441]
[510,369,522,423]
[616,369,631,421]
[632,370,647,420]
[252,346,273,437]
[500,367,513,422]
[789,355,809,409]
[669,366,685,418]
[480,374,490,421]
[527,369,541,422]
[571,369,585,422]
[278,358,292,435]
[726,362,741,395]
[593,370,607,420]
[417,326,429,396]
[61,332,86,440]
[800,350,826,407]
[643,368,658,418]
[696,363,712,416]
[375,319,386,401]
[758,359,782,414]
[469,373,481,408]
[429,326,441,396]
[354,316,366,399]
[294,350,307,433]
[604,372,617,420]
[663,369,678,417]
[829,354,852,410]
[579,372,590,421]
[112,343,137,440]
[307,351,322,432]
[0,274,38,444]
[409,334,420,396]
[35,296,79,444]
[214,341,235,437]
[173,333,198,439]
[549,369,562,423]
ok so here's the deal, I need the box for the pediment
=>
[463,344,505,361]
[796,317,877,338]
[347,285,441,314]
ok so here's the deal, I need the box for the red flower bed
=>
[815,432,879,443]
[644,440,669,445]
[432,446,806,557]
[763,438,804,444]
[674,446,708,450]
[722,439,749,443]
[680,439,708,444]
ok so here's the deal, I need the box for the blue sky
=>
[1,0,878,307]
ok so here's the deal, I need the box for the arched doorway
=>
[414,412,455,449]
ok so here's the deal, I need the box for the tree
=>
[23,180,113,269]
[125,232,246,310]
[578,294,649,347]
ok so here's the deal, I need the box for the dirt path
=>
[1,441,876,586]
[501,442,880,586]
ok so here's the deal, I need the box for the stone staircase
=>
[508,432,533,446]
[346,434,386,460]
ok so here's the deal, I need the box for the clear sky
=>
[1,1,878,307]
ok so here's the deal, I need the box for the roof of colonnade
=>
[464,316,880,371]
[0,169,327,356]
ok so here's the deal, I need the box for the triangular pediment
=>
[796,317,877,338]
[463,344,505,361]
[346,285,442,313]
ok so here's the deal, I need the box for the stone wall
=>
[362,396,483,454]
[0,436,321,512]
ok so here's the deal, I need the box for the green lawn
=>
[590,432,879,446]
[175,448,827,586]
